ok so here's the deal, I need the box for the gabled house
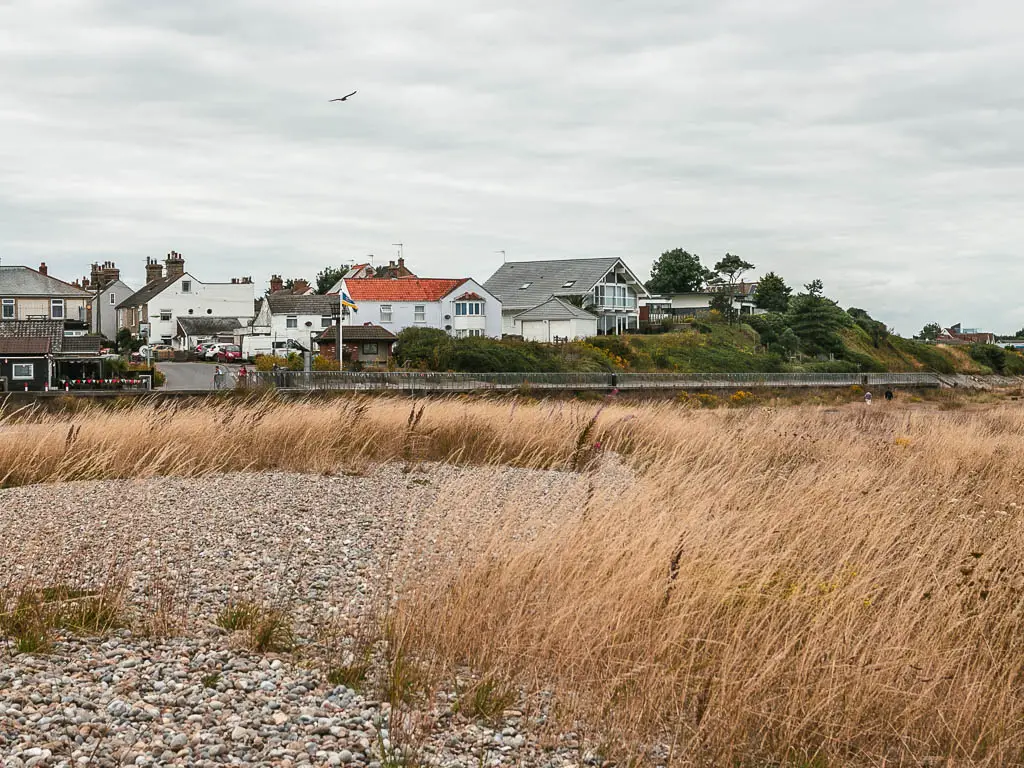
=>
[0,262,92,327]
[483,257,649,336]
[0,320,104,390]
[339,278,502,338]
[248,294,340,356]
[116,252,255,347]
[314,323,397,367]
[643,282,764,323]
[77,261,134,342]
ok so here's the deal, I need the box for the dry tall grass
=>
[388,402,1024,766]
[4,394,1024,764]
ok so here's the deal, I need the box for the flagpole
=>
[338,287,344,371]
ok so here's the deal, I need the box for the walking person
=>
[864,391,873,406]
[885,388,894,402]
[213,364,224,390]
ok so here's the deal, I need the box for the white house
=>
[116,252,256,347]
[643,283,765,323]
[514,297,599,342]
[247,294,339,356]
[483,257,649,336]
[339,278,502,338]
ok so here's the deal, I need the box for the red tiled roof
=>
[454,291,483,301]
[344,278,467,302]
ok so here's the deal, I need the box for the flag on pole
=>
[339,279,358,311]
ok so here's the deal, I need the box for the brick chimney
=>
[101,261,120,287]
[270,275,284,293]
[165,251,185,279]
[398,257,405,270]
[145,257,163,284]
[292,279,310,294]
[39,262,48,276]
[91,262,102,288]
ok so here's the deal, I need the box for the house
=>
[514,297,598,342]
[314,324,397,366]
[938,324,996,345]
[0,262,92,327]
[339,278,502,338]
[247,294,340,357]
[76,261,134,342]
[0,320,104,390]
[176,316,250,351]
[327,258,417,292]
[482,257,649,336]
[116,252,256,347]
[644,283,764,323]
[268,276,315,296]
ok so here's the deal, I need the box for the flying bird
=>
[330,91,357,102]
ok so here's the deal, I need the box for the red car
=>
[216,344,243,362]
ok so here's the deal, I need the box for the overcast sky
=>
[2,0,1023,335]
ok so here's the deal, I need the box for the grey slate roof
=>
[116,274,180,310]
[0,320,65,352]
[0,266,91,298]
[315,324,397,342]
[61,336,103,355]
[265,294,340,316]
[513,297,599,322]
[176,316,245,337]
[482,257,635,310]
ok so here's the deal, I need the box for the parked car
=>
[204,344,224,360]
[216,344,243,363]
[194,341,213,357]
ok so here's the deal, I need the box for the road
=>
[159,361,247,391]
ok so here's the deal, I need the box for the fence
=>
[244,370,943,393]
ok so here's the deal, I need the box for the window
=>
[50,299,65,319]
[361,342,379,356]
[455,301,483,316]
[159,309,172,321]
[414,305,426,323]
[562,280,576,288]
[286,316,298,329]
[469,329,483,337]
[380,305,393,323]
[181,280,192,293]
[161,336,172,345]
[519,282,532,290]
[321,315,332,328]
[12,363,33,380]
[109,293,116,305]
[2,299,14,319]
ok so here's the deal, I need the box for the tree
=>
[316,265,350,295]
[804,279,824,298]
[753,272,792,313]
[562,294,597,313]
[917,322,942,342]
[785,282,853,356]
[645,249,713,294]
[1015,328,1024,339]
[710,253,755,325]
[116,328,142,354]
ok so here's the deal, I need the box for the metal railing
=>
[243,370,944,392]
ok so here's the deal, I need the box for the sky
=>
[2,0,1023,336]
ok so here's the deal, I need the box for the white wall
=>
[144,274,255,347]
[519,317,597,342]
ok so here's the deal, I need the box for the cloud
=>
[1,0,1023,334]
